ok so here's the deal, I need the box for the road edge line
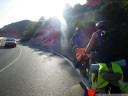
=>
[0,46,22,73]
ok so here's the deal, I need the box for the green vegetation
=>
[21,21,42,42]
[97,0,128,62]
[21,16,61,42]
[63,0,128,62]
[1,0,128,61]
[63,3,96,40]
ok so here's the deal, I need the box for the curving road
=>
[0,43,85,96]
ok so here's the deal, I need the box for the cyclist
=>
[69,27,89,68]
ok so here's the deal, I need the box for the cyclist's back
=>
[71,28,89,48]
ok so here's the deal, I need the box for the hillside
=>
[0,20,35,38]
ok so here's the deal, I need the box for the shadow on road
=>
[59,60,79,78]
[0,46,5,49]
[19,42,71,58]
[19,42,78,78]
[0,46,14,49]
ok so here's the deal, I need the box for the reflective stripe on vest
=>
[118,81,128,93]
[92,83,98,89]
[91,68,109,92]
[111,62,128,93]
[119,80,128,89]
[76,54,82,59]
[76,48,85,62]
[111,61,128,93]
[91,61,128,93]
[75,48,90,62]
[91,62,122,92]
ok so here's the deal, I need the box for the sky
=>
[0,0,87,28]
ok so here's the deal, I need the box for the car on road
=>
[4,38,16,48]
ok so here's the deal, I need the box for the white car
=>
[4,38,16,48]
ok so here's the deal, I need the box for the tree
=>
[21,21,42,42]
[39,16,45,22]
[95,0,128,62]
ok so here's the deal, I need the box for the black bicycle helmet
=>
[76,26,84,32]
[96,21,105,30]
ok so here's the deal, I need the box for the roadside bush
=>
[21,22,42,42]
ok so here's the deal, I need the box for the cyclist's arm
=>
[84,32,98,52]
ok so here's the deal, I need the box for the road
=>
[0,43,85,96]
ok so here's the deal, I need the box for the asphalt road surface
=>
[0,43,85,96]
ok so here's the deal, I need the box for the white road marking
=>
[0,46,22,73]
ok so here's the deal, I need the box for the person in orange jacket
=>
[69,27,90,68]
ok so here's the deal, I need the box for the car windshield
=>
[6,38,15,41]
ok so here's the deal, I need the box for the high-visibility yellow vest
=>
[118,81,128,93]
[92,63,109,92]
[91,61,126,92]
[110,62,128,93]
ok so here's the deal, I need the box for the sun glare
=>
[18,0,66,20]
[0,0,87,27]
[12,0,86,20]
[37,0,65,19]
